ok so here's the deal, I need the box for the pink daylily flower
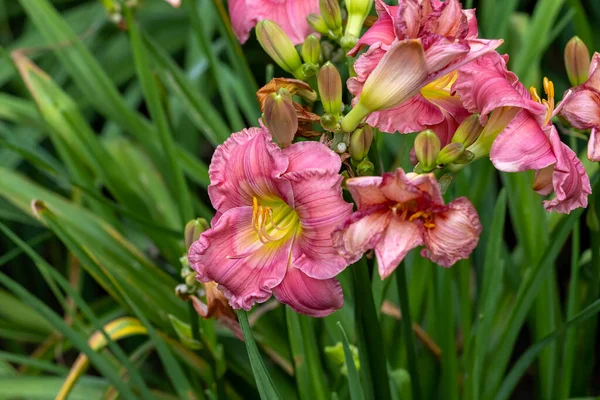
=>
[558,52,600,161]
[454,52,591,213]
[188,127,352,317]
[228,0,319,45]
[333,168,482,278]
[344,0,501,135]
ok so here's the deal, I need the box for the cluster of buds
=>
[413,115,482,180]
[309,0,374,51]
[176,218,209,299]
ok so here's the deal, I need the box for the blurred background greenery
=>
[0,0,600,399]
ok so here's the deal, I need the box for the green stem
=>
[395,263,422,400]
[350,258,392,400]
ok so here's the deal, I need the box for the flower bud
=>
[256,20,303,78]
[452,114,484,148]
[185,218,209,249]
[302,34,321,65]
[321,113,340,132]
[565,36,591,87]
[414,130,440,172]
[263,89,298,147]
[318,62,343,116]
[319,0,343,38]
[307,13,329,35]
[341,40,427,132]
[344,0,373,39]
[453,150,475,165]
[436,143,464,165]
[356,158,375,176]
[350,126,373,161]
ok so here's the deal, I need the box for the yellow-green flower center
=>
[252,197,301,244]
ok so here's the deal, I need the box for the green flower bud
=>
[414,130,440,172]
[565,36,591,87]
[349,126,373,161]
[301,63,319,78]
[318,62,343,115]
[452,114,484,148]
[453,150,475,165]
[356,158,375,176]
[302,34,321,65]
[436,143,464,165]
[184,218,209,249]
[307,13,329,35]
[263,89,298,147]
[256,20,303,78]
[344,0,373,39]
[321,113,340,132]
[319,0,343,38]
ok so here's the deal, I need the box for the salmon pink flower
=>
[333,168,482,278]
[558,52,600,161]
[342,0,502,134]
[453,52,591,213]
[188,127,352,317]
[228,0,319,45]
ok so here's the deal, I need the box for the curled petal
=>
[432,0,468,39]
[453,52,544,122]
[365,94,444,134]
[282,141,341,174]
[189,207,290,310]
[588,128,600,162]
[208,128,291,212]
[395,0,420,39]
[273,267,343,317]
[381,169,444,205]
[490,112,556,172]
[375,217,424,278]
[228,0,255,44]
[285,170,353,279]
[333,210,391,265]
[559,88,600,130]
[542,127,592,214]
[463,9,478,38]
[587,53,600,90]
[422,197,482,267]
[346,176,387,208]
[533,165,554,196]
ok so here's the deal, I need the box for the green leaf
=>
[337,322,365,400]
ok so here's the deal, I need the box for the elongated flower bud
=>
[341,40,427,132]
[302,34,321,65]
[451,114,484,148]
[318,62,343,115]
[263,89,298,147]
[350,126,373,161]
[436,143,464,165]
[344,0,373,39]
[307,13,329,35]
[414,130,440,172]
[356,158,374,176]
[256,20,303,78]
[185,218,209,249]
[320,0,342,38]
[565,36,591,87]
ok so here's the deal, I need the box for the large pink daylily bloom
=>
[559,52,600,161]
[454,52,591,213]
[344,0,501,135]
[333,168,482,278]
[188,127,352,317]
[228,0,319,45]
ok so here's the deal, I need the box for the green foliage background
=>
[1,0,600,399]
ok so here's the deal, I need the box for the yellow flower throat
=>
[252,197,300,244]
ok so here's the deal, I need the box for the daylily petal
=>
[333,209,391,265]
[375,217,424,278]
[533,165,554,196]
[395,0,420,39]
[349,9,396,55]
[208,127,291,212]
[189,207,289,310]
[490,111,556,172]
[426,0,468,39]
[453,52,544,122]
[273,267,343,317]
[542,127,591,214]
[423,38,469,74]
[421,197,482,267]
[365,94,445,134]
[282,141,341,174]
[587,52,600,90]
[285,170,352,279]
[559,88,600,130]
[345,176,387,208]
[589,128,600,162]
[228,0,255,44]
[380,169,444,205]
[463,9,478,38]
